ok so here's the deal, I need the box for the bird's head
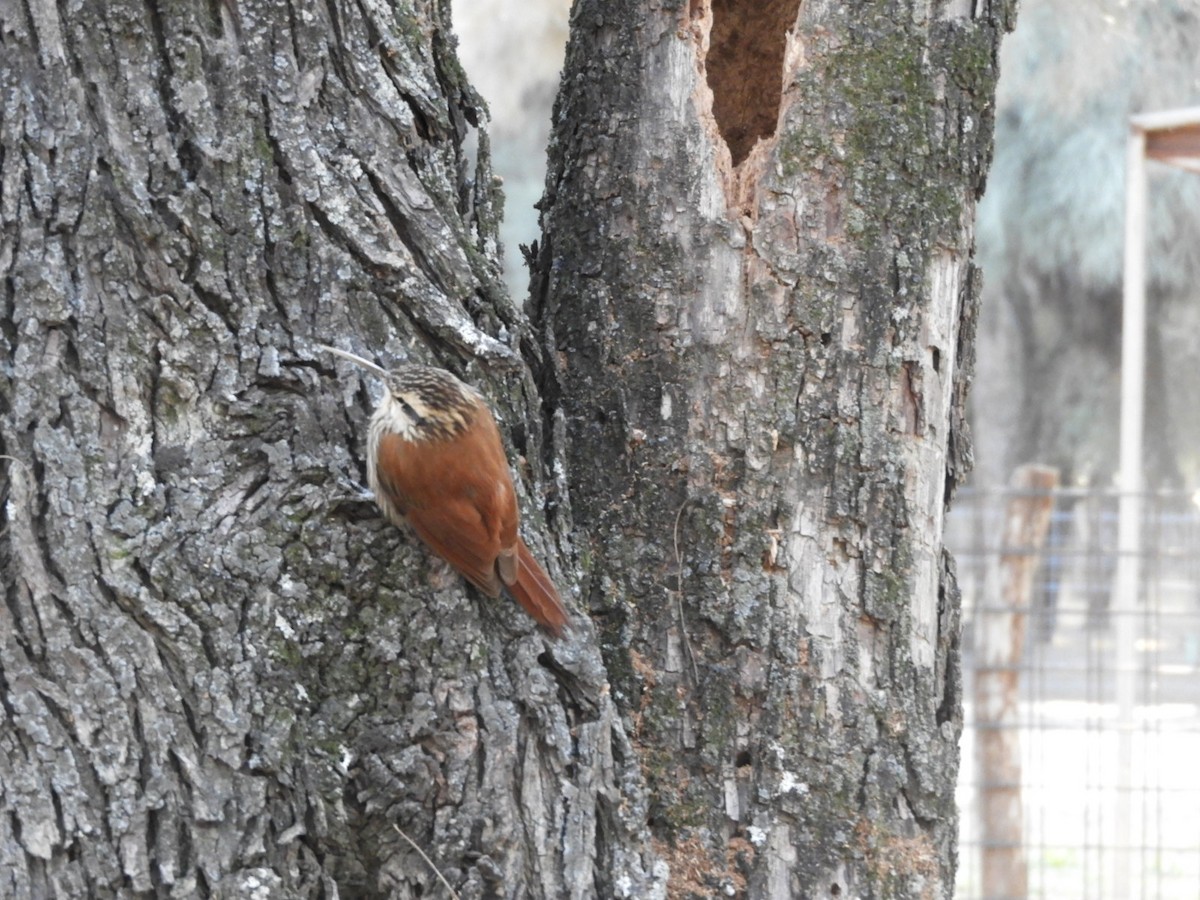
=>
[318,344,480,442]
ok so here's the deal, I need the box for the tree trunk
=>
[1,1,657,897]
[534,0,1014,896]
[3,0,1013,896]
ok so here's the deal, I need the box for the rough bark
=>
[1,1,658,897]
[534,0,1014,896]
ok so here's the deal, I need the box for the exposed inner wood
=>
[705,0,797,165]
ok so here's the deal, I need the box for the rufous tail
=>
[508,539,569,638]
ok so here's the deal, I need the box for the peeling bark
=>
[535,0,1015,896]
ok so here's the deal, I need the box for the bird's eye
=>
[396,395,425,425]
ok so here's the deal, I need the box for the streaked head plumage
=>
[316,345,480,442]
[381,365,480,441]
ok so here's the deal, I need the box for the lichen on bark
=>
[535,0,1014,895]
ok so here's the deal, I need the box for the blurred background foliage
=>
[454,0,569,298]
[974,0,1200,489]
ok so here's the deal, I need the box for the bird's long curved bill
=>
[316,343,389,379]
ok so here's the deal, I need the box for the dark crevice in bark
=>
[321,0,350,88]
[260,95,293,187]
[429,25,473,146]
[324,0,360,103]
[398,95,434,143]
[521,235,564,478]
[93,158,150,282]
[360,167,445,295]
[18,0,42,61]
[536,650,601,723]
[202,0,225,37]
[263,239,291,325]
[279,1,304,68]
[289,180,426,342]
[2,271,17,348]
[935,551,963,729]
[144,2,183,142]
[705,0,798,165]
[360,3,437,145]
[120,557,208,752]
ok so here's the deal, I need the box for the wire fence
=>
[948,482,1200,900]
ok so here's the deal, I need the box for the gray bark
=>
[3,0,1014,895]
[1,1,657,897]
[534,0,1013,896]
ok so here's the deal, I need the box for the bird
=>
[317,344,569,637]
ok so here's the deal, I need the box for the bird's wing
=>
[405,499,505,597]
